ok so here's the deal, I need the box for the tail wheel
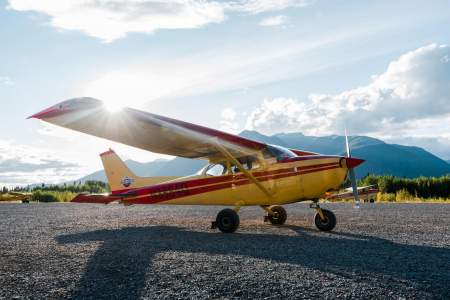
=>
[314,209,336,231]
[268,205,287,225]
[216,208,240,233]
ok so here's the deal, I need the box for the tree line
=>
[2,180,109,194]
[359,174,450,199]
[0,181,109,202]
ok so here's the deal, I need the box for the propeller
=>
[345,131,361,208]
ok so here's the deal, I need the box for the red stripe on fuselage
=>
[112,162,340,196]
[123,163,341,204]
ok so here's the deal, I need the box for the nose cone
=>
[346,157,365,168]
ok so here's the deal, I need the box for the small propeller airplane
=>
[326,185,379,203]
[0,192,32,203]
[29,97,365,233]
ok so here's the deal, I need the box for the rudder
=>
[100,149,177,193]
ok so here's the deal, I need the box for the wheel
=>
[216,208,240,233]
[314,209,336,231]
[268,205,287,225]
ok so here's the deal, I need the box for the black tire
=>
[268,205,287,225]
[216,208,240,233]
[314,209,336,231]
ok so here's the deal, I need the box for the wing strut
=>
[213,140,274,200]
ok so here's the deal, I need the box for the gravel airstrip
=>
[0,203,449,299]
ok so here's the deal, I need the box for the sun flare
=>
[103,100,125,113]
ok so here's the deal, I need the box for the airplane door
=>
[265,168,278,195]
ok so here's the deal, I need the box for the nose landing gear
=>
[310,203,336,231]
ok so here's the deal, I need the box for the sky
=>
[0,0,450,187]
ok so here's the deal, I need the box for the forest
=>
[359,174,450,201]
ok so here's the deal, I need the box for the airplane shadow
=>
[56,225,450,299]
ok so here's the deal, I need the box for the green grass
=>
[31,190,77,202]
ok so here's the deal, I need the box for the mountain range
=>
[79,131,450,182]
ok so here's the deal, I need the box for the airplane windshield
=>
[263,145,297,161]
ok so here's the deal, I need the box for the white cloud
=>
[8,0,226,42]
[245,98,306,133]
[259,15,288,27]
[8,0,310,42]
[220,108,239,133]
[244,44,450,158]
[228,0,311,14]
[246,44,450,139]
[0,76,14,85]
[0,140,84,187]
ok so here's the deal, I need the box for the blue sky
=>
[1,0,450,186]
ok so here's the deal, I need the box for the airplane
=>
[29,97,365,233]
[1,192,32,203]
[325,185,379,203]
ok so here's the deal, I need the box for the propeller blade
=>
[345,130,351,158]
[345,130,361,207]
[348,168,360,208]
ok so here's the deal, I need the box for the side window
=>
[205,164,225,176]
[231,156,260,173]
[231,165,240,173]
[262,148,275,159]
[264,145,296,162]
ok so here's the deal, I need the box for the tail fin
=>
[100,149,177,193]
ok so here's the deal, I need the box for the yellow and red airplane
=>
[0,192,32,203]
[29,97,365,233]
[326,185,379,203]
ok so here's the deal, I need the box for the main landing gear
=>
[263,205,287,225]
[211,203,336,233]
[211,208,240,233]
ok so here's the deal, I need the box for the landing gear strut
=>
[310,203,336,231]
[263,205,287,225]
[211,208,240,233]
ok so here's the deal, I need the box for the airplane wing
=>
[8,192,32,196]
[29,97,266,160]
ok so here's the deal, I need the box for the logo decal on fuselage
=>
[121,176,134,187]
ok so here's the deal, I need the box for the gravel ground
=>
[0,203,449,299]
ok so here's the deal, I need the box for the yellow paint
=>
[316,207,326,220]
[101,150,178,192]
[120,155,348,207]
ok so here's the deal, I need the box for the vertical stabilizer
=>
[100,149,178,193]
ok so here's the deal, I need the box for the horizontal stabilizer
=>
[71,193,122,204]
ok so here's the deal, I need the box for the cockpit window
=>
[263,145,297,161]
[204,164,226,176]
[231,156,260,173]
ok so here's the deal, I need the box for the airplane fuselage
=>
[113,155,349,206]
